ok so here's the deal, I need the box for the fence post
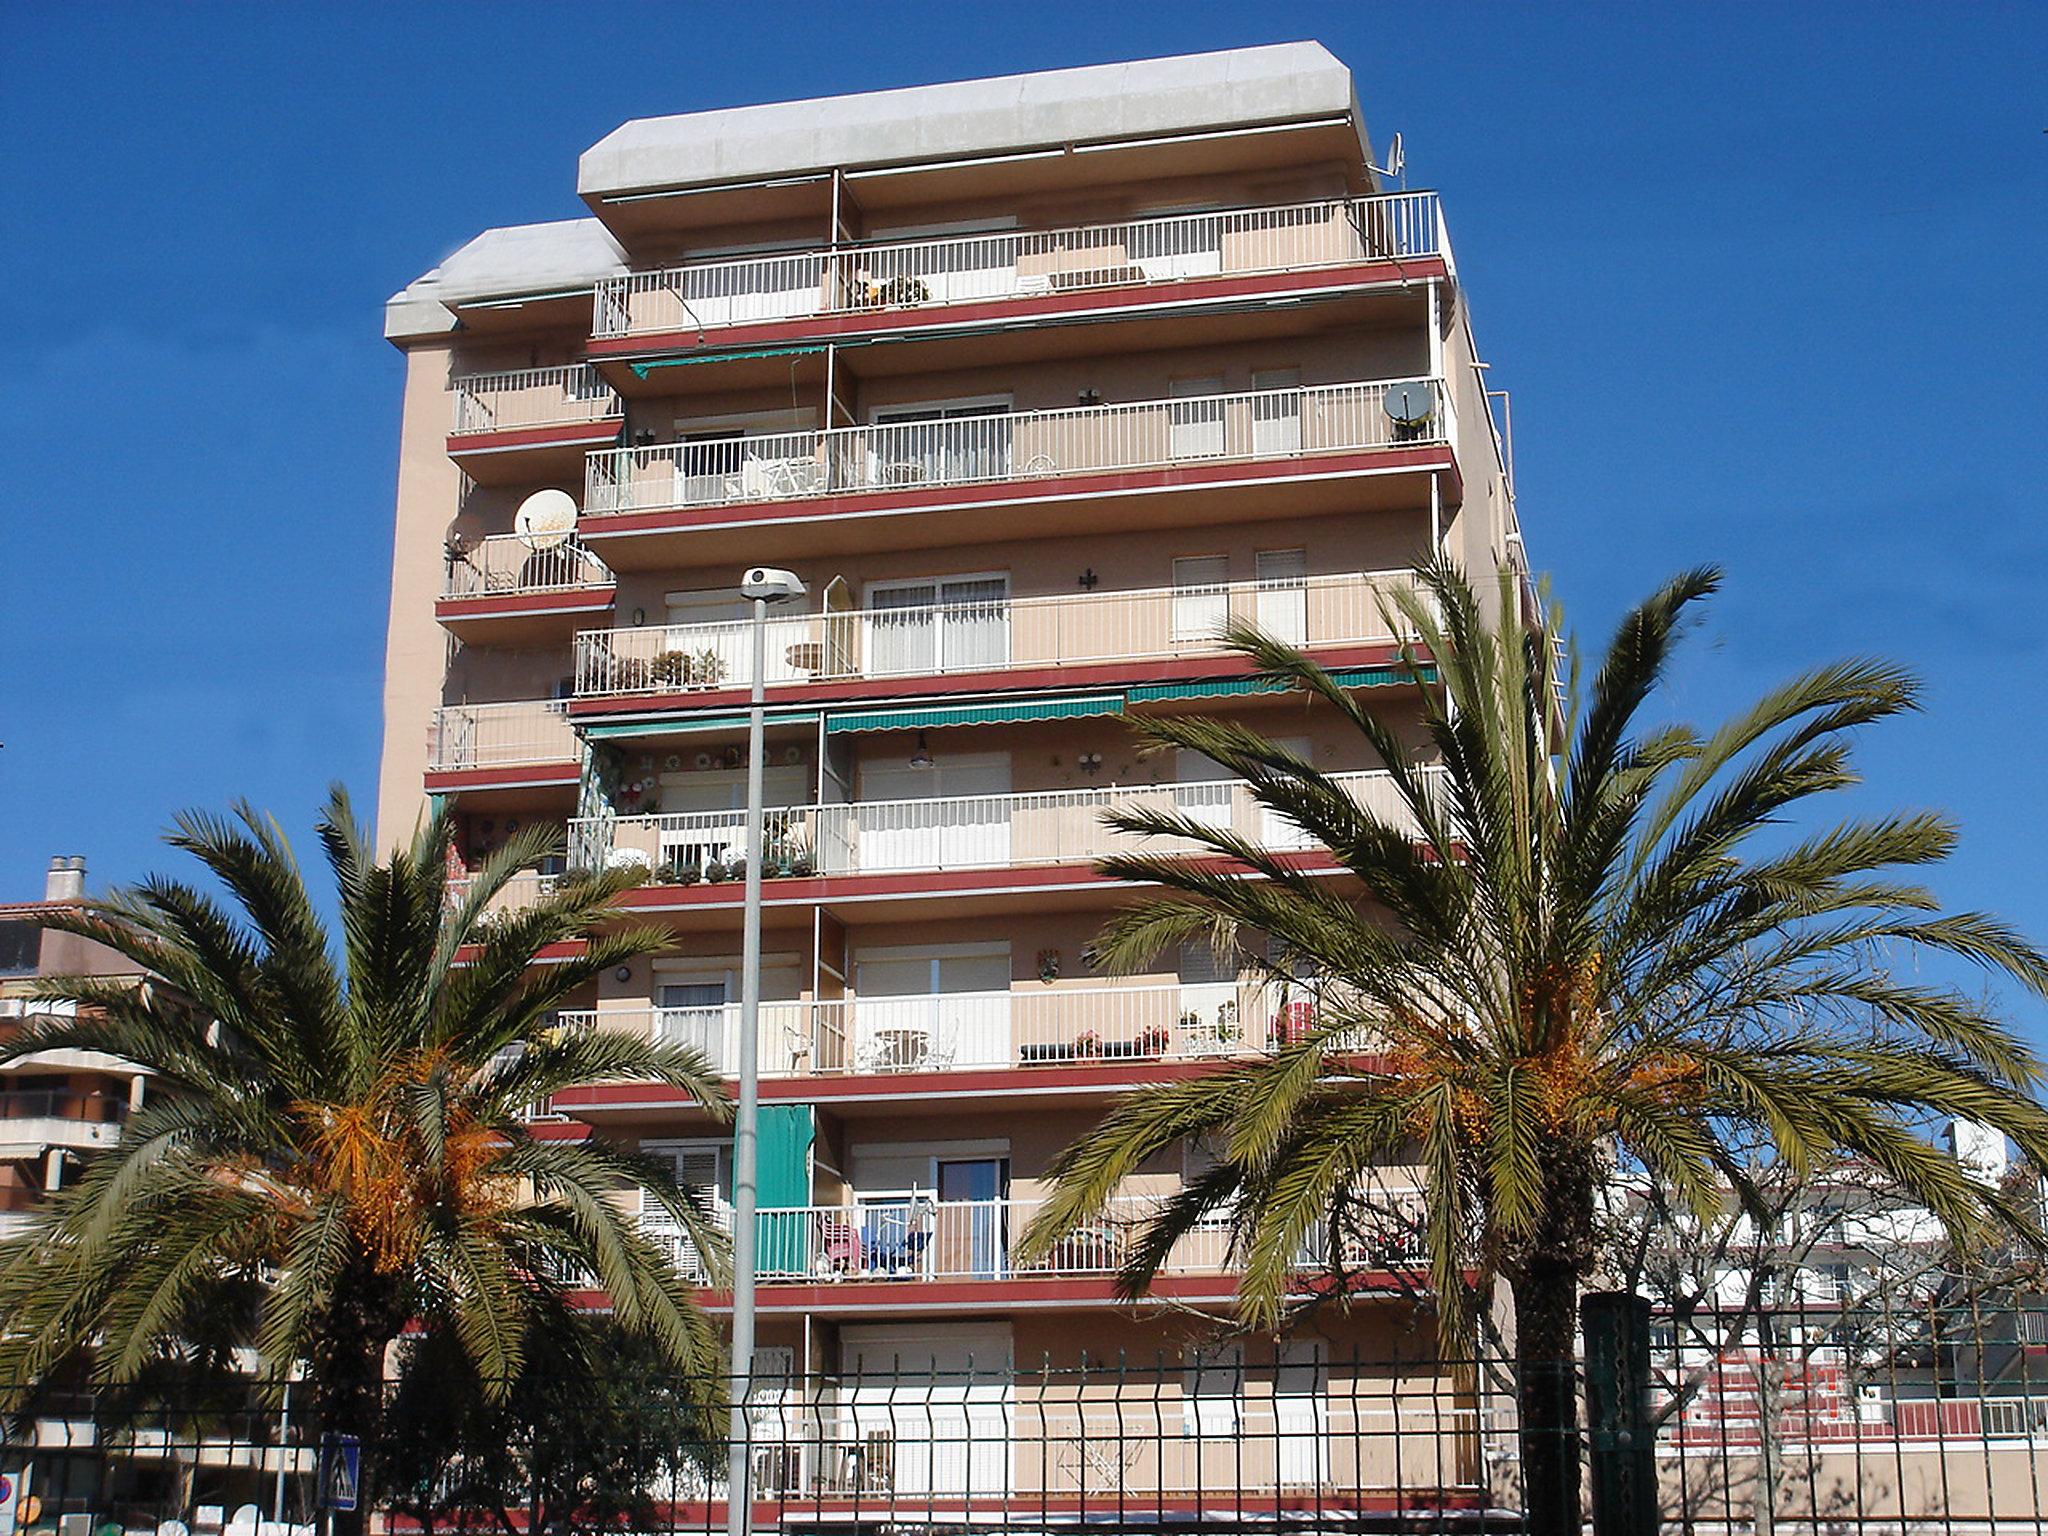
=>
[1581,1291,1656,1536]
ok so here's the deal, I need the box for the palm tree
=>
[1020,559,2048,1527]
[0,788,731,1507]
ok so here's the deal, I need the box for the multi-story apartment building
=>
[377,45,1527,1519]
[0,858,149,1235]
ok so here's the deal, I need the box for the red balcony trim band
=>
[580,446,1458,543]
[446,418,624,454]
[571,642,1417,719]
[435,591,616,623]
[567,1270,1419,1317]
[607,848,1343,914]
[586,259,1451,362]
[422,763,582,792]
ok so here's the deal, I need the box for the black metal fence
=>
[5,1303,2048,1534]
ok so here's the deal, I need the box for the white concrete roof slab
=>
[578,42,1360,200]
[386,218,626,339]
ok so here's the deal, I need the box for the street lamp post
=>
[727,567,805,1536]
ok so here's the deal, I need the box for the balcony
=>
[571,766,1442,904]
[641,1188,1426,1290]
[573,569,1426,712]
[577,379,1455,564]
[437,536,616,641]
[0,1089,127,1158]
[446,364,623,482]
[425,700,580,792]
[589,192,1448,353]
[559,979,1372,1085]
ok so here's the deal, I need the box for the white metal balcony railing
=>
[443,535,615,601]
[584,377,1449,520]
[640,1189,1428,1287]
[449,364,621,436]
[576,568,1424,698]
[591,191,1446,341]
[555,978,1376,1079]
[427,700,578,772]
[574,766,1444,885]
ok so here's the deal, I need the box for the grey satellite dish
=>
[1383,381,1435,427]
[514,488,579,551]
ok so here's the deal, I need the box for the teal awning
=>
[583,711,818,740]
[826,694,1124,734]
[1125,664,1433,705]
[628,343,832,379]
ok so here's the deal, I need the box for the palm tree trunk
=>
[309,1272,405,1536]
[1513,1261,1583,1533]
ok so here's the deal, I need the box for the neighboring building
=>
[377,44,1527,1521]
[0,857,149,1232]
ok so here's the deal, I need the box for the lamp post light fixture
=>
[727,566,806,1536]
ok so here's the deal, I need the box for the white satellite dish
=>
[515,488,579,551]
[1370,131,1405,187]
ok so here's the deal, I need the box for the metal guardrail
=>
[449,363,620,435]
[572,766,1444,883]
[575,568,1425,698]
[426,700,577,772]
[442,536,615,600]
[592,191,1447,340]
[584,377,1449,519]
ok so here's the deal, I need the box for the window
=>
[0,922,36,977]
[867,575,1011,676]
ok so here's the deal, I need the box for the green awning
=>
[1125,664,1433,705]
[826,694,1124,734]
[628,343,833,379]
[583,712,818,741]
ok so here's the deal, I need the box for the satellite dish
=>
[1384,132,1404,181]
[1383,381,1435,426]
[515,488,579,551]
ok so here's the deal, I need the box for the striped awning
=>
[826,694,1125,734]
[583,712,819,740]
[1124,664,1431,705]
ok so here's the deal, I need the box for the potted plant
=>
[789,842,816,878]
[1074,1029,1102,1059]
[1135,1025,1171,1057]
[672,859,702,887]
[726,854,747,882]
[704,858,730,884]
[1178,1009,1202,1032]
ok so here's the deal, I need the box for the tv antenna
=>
[1370,132,1405,189]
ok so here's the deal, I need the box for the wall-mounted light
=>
[909,733,935,770]
[1077,568,1099,590]
[1078,752,1103,776]
[614,965,633,983]
[632,607,647,625]
[633,429,658,447]
[1077,388,1102,407]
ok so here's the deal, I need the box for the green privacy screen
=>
[756,1103,816,1275]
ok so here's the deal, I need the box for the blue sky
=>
[2,2,2044,1025]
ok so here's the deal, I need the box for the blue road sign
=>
[319,1435,360,1512]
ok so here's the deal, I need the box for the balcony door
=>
[869,398,1013,489]
[1257,736,1317,851]
[1254,548,1309,646]
[1251,368,1304,457]
[936,1156,1011,1278]
[655,979,729,1063]
[1172,555,1230,646]
[1175,747,1237,840]
[654,762,810,871]
[640,1142,728,1284]
[841,1324,1014,1496]
[857,752,1012,873]
[1169,377,1227,459]
[866,217,1020,305]
[867,575,1010,678]
[1274,1341,1332,1488]
[853,944,1012,1072]
[1130,207,1224,281]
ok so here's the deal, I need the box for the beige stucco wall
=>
[377,342,466,849]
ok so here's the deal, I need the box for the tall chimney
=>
[43,856,85,903]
